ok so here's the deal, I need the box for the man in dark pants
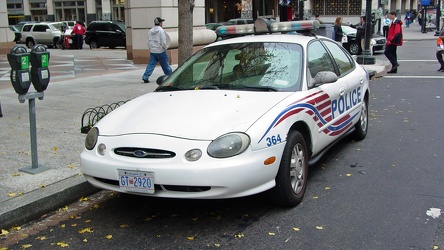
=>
[0,101,3,117]
[384,11,403,73]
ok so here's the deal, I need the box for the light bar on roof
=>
[270,20,320,33]
[215,19,320,37]
[216,24,255,36]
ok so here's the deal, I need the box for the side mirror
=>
[313,71,338,85]
[156,75,169,85]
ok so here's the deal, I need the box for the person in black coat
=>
[334,17,344,45]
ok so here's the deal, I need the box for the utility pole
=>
[434,0,442,36]
[357,0,376,65]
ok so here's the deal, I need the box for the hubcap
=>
[360,101,368,132]
[290,143,305,194]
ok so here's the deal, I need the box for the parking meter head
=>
[30,44,50,92]
[7,46,31,95]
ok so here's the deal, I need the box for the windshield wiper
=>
[239,85,278,92]
[155,85,183,92]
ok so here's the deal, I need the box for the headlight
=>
[85,127,99,150]
[207,133,250,158]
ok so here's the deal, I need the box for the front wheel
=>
[352,96,368,140]
[349,42,361,55]
[270,130,308,207]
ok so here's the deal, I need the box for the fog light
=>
[185,149,202,161]
[97,143,106,156]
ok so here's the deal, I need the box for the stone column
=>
[86,0,96,24]
[0,0,15,54]
[102,0,111,20]
[47,0,55,21]
[23,0,31,21]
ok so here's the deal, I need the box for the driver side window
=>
[307,41,336,78]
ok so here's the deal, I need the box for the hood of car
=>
[96,91,292,140]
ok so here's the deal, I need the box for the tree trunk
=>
[178,0,195,66]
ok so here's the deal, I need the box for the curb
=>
[0,175,99,229]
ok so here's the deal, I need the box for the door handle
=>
[339,86,345,96]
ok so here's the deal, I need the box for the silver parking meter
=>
[7,45,49,174]
[30,44,50,92]
[7,46,31,95]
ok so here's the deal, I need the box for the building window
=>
[54,0,86,22]
[312,0,361,16]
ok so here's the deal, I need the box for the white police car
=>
[80,20,369,207]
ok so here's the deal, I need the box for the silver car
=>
[20,22,67,48]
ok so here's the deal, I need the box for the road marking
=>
[383,75,444,79]
[397,60,437,62]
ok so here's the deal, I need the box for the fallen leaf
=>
[11,226,21,231]
[346,173,353,177]
[22,244,32,249]
[85,220,91,223]
[268,232,276,236]
[313,196,319,199]
[433,246,438,250]
[39,184,46,188]
[67,165,74,169]
[60,224,66,228]
[79,197,88,202]
[292,227,300,231]
[52,146,58,151]
[119,224,129,228]
[1,229,9,236]
[191,217,198,221]
[71,224,77,227]
[58,205,68,212]
[234,233,244,238]
[78,227,94,234]
[316,226,324,230]
[57,242,69,247]
[91,204,100,210]
[12,173,21,177]
[187,236,195,240]
[36,236,47,241]
[7,192,17,197]
[214,243,220,247]
[105,235,112,239]
[325,187,331,190]
[83,239,88,242]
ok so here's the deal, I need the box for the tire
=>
[26,39,35,49]
[109,46,116,49]
[89,40,99,49]
[353,96,368,140]
[349,42,361,55]
[270,130,308,207]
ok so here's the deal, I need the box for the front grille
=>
[114,147,176,159]
[376,39,386,44]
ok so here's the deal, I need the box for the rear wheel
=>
[270,130,308,207]
[89,40,99,49]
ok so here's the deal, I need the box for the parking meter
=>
[30,44,50,92]
[7,46,31,95]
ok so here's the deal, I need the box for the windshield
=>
[341,25,356,35]
[116,22,126,31]
[157,42,303,92]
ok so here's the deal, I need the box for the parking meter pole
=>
[18,92,49,174]
[0,101,3,117]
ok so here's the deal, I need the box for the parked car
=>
[341,25,386,55]
[80,20,370,207]
[227,18,254,25]
[20,22,67,48]
[62,21,76,29]
[84,20,126,49]
[9,25,22,43]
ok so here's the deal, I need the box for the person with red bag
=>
[384,11,403,74]
[72,21,86,49]
[436,28,444,72]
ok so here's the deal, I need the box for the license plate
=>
[118,170,155,194]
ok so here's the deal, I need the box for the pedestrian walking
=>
[333,17,344,45]
[315,14,324,24]
[384,11,403,74]
[383,15,390,38]
[405,11,412,28]
[436,27,444,72]
[142,17,172,83]
[72,21,86,49]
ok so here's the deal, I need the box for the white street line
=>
[383,75,444,79]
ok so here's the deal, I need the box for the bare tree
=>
[178,0,195,66]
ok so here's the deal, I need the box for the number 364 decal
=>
[266,134,282,146]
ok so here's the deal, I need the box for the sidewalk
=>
[0,22,437,231]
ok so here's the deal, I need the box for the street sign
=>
[421,0,430,6]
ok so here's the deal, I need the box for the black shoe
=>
[387,67,397,73]
[396,63,399,67]
[142,79,150,83]
[438,68,444,72]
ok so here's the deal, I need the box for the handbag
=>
[341,34,348,43]
[437,37,444,51]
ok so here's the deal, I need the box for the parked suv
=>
[85,21,126,49]
[20,22,66,48]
